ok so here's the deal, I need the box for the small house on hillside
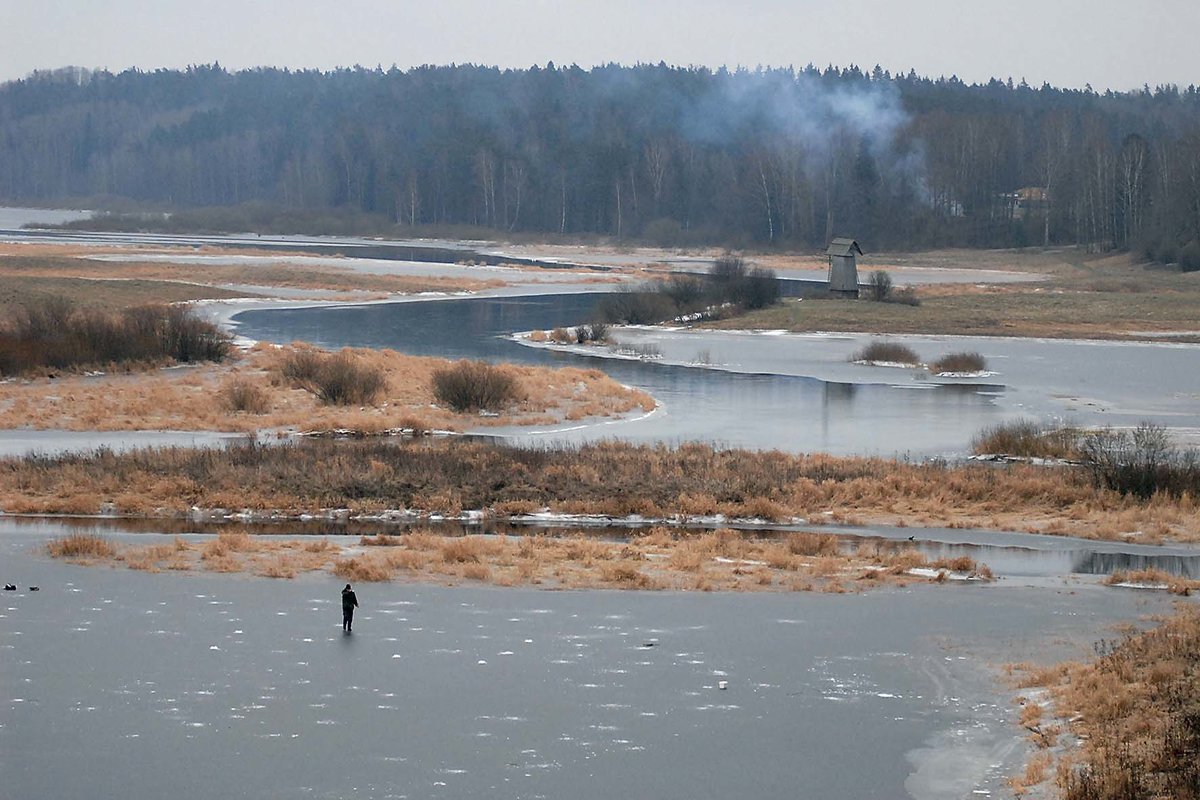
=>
[826,238,862,298]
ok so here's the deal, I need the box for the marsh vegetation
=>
[0,298,230,376]
[595,255,780,325]
[6,438,1198,541]
[1012,606,1200,799]
[849,341,922,365]
[45,527,992,593]
[929,351,988,374]
[0,344,653,435]
[973,420,1200,501]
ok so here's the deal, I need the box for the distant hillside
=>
[2,63,1198,261]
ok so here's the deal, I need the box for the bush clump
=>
[1180,240,1200,272]
[850,341,921,365]
[47,533,117,558]
[0,299,231,376]
[1079,423,1200,499]
[277,348,386,406]
[431,360,519,412]
[971,419,1081,459]
[867,270,893,301]
[594,253,780,324]
[930,351,987,374]
[585,321,609,342]
[712,255,781,310]
[595,286,679,325]
[221,378,271,414]
[862,270,919,305]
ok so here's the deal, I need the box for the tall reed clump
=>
[0,299,230,376]
[431,360,519,411]
[221,378,271,414]
[971,419,1081,459]
[46,533,117,558]
[277,347,386,405]
[332,554,394,582]
[1040,608,1200,800]
[850,341,921,365]
[930,351,987,374]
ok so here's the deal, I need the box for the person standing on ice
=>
[341,584,359,632]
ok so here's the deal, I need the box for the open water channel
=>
[229,292,1200,456]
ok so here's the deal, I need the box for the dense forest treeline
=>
[2,63,1199,261]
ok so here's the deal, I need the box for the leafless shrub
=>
[0,299,230,376]
[277,348,386,405]
[1080,423,1200,499]
[972,419,1081,459]
[851,341,921,365]
[310,352,386,405]
[431,360,518,411]
[867,270,893,302]
[931,351,987,373]
[221,378,271,414]
[278,347,325,385]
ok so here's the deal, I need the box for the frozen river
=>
[9,212,1183,457]
[0,519,1186,800]
[231,293,1200,456]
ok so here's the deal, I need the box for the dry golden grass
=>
[1008,750,1055,796]
[7,439,1198,542]
[1012,606,1200,800]
[0,243,501,304]
[332,554,395,582]
[0,342,654,434]
[44,526,993,593]
[1102,567,1198,595]
[45,533,117,558]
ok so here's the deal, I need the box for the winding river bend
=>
[232,293,1006,456]
[230,291,1200,457]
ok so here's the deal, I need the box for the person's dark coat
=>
[341,585,359,630]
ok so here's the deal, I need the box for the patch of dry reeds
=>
[221,377,271,414]
[7,438,1198,541]
[431,360,520,412]
[850,341,921,365]
[0,298,230,377]
[38,523,990,594]
[332,554,395,582]
[972,419,1081,459]
[1016,607,1200,800]
[1103,567,1196,595]
[46,533,117,558]
[930,351,987,374]
[0,343,653,435]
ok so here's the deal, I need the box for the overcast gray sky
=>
[4,0,1198,91]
